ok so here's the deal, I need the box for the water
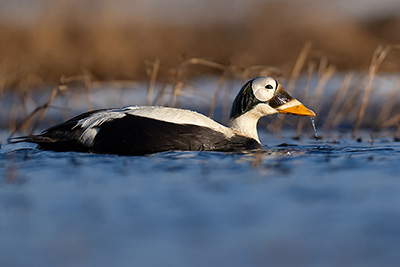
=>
[1,131,400,267]
[1,74,400,266]
[310,117,319,139]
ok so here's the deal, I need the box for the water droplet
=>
[310,117,318,139]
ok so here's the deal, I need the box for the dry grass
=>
[5,44,400,139]
[2,2,400,138]
[353,45,394,136]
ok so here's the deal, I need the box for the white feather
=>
[229,103,278,143]
[74,108,126,146]
[276,98,303,111]
[77,109,127,129]
[81,128,100,146]
[124,106,230,132]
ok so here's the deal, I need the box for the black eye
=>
[265,84,273,89]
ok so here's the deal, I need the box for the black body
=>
[10,111,260,155]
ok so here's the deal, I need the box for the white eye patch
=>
[254,88,274,102]
[251,77,277,102]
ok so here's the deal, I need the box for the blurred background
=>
[1,0,400,88]
[1,0,400,134]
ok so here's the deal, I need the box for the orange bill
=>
[277,103,316,117]
[269,84,316,117]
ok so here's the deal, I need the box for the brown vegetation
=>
[2,1,400,136]
[0,2,399,90]
[6,44,400,138]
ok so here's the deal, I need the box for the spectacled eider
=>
[9,76,315,155]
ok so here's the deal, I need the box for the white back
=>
[75,106,235,146]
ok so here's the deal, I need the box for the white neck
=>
[228,104,278,144]
[229,113,260,143]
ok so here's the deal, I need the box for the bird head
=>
[229,76,315,120]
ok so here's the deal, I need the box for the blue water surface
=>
[1,131,400,267]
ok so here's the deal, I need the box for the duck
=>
[9,76,315,155]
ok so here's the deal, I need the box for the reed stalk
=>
[353,45,392,136]
[296,62,315,137]
[322,72,353,131]
[309,65,336,121]
[146,58,161,105]
[377,76,400,129]
[273,42,312,133]
[208,68,228,118]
